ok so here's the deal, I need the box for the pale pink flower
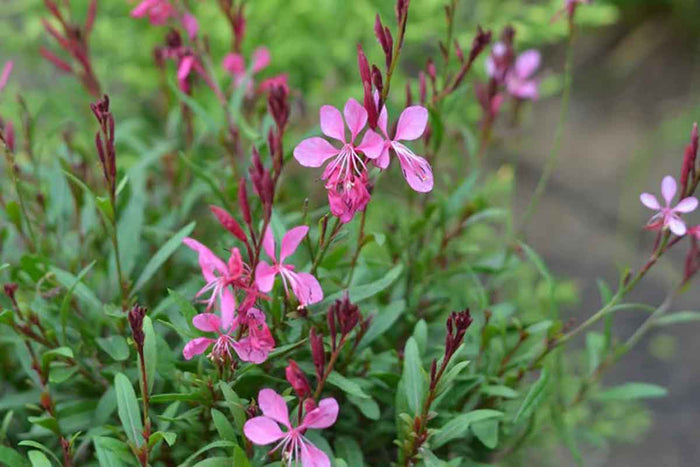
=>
[505,50,540,100]
[182,308,274,364]
[485,41,511,83]
[181,12,198,40]
[640,175,698,236]
[374,103,433,192]
[131,0,176,25]
[244,388,338,467]
[183,238,249,324]
[255,226,323,306]
[293,98,384,222]
[222,47,287,94]
[0,61,13,92]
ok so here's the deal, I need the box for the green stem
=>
[519,25,576,234]
[3,144,38,252]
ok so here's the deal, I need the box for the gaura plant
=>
[0,0,697,466]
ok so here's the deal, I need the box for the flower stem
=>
[346,208,368,287]
[519,24,576,234]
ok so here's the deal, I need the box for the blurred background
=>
[2,0,700,465]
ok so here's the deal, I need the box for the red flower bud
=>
[285,360,311,399]
[210,206,247,243]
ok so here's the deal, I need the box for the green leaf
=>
[41,347,73,374]
[0,446,29,467]
[585,332,605,376]
[193,459,234,467]
[17,441,61,466]
[434,360,470,396]
[114,373,143,447]
[211,408,238,443]
[471,418,499,449]
[655,311,700,326]
[131,222,196,295]
[232,445,251,467]
[513,369,550,424]
[326,372,370,399]
[319,265,403,307]
[58,260,96,341]
[347,395,380,420]
[357,300,405,350]
[96,336,130,361]
[148,431,177,448]
[481,385,519,399]
[27,451,52,467]
[0,309,14,326]
[335,436,364,466]
[402,337,424,415]
[431,410,503,449]
[218,382,246,431]
[181,440,237,467]
[594,382,667,401]
[50,266,103,317]
[93,436,131,467]
[140,316,157,394]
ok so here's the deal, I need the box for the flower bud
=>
[128,305,147,353]
[285,360,311,399]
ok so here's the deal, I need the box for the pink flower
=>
[0,61,13,92]
[183,308,274,364]
[374,103,433,192]
[293,99,384,221]
[222,47,287,94]
[505,50,540,100]
[485,41,511,83]
[131,0,176,25]
[183,238,249,323]
[182,12,198,40]
[255,226,323,306]
[244,389,338,467]
[640,175,698,236]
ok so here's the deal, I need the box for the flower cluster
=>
[182,209,322,365]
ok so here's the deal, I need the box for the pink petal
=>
[262,226,276,260]
[177,56,195,81]
[257,389,291,428]
[222,53,245,76]
[221,287,236,330]
[182,12,198,40]
[293,137,340,168]
[640,193,660,210]
[356,129,385,159]
[259,74,289,92]
[130,0,156,18]
[485,56,496,78]
[245,307,266,323]
[192,313,221,332]
[0,61,13,92]
[251,47,271,73]
[675,197,698,213]
[243,416,286,445]
[320,105,345,142]
[255,261,277,293]
[300,440,331,467]
[290,272,323,306]
[374,147,390,170]
[395,106,428,141]
[182,337,214,360]
[395,144,434,193]
[182,238,227,282]
[661,176,677,206]
[343,98,367,142]
[280,226,309,263]
[301,397,339,429]
[515,50,541,79]
[232,337,271,364]
[508,79,538,100]
[669,217,687,236]
[377,105,388,137]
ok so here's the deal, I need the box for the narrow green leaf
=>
[211,408,238,443]
[347,395,380,420]
[594,382,667,401]
[513,369,550,424]
[17,441,61,466]
[141,316,157,394]
[93,436,130,467]
[181,440,237,467]
[0,446,29,467]
[131,222,195,295]
[431,410,503,448]
[402,337,424,415]
[27,451,52,467]
[148,431,177,448]
[114,373,143,447]
[96,336,130,361]
[471,418,499,449]
[335,436,364,466]
[59,260,96,341]
[326,372,370,399]
[357,300,405,350]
